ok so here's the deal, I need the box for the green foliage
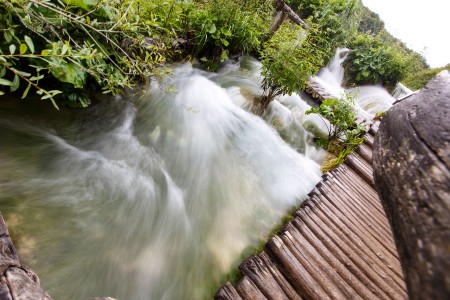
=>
[306,93,366,171]
[355,5,429,83]
[343,33,408,88]
[358,5,384,35]
[285,0,362,61]
[0,0,174,108]
[402,64,450,90]
[187,0,273,62]
[257,22,326,114]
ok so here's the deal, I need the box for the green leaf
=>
[10,74,19,92]
[220,28,232,37]
[30,75,44,81]
[9,44,16,55]
[0,67,5,77]
[0,78,13,86]
[22,83,31,99]
[24,36,34,54]
[20,44,27,54]
[205,23,216,34]
[50,62,87,88]
[4,31,12,43]
[0,91,4,95]
[61,44,68,55]
[11,68,31,77]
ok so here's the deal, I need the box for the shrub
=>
[285,0,361,61]
[0,0,173,108]
[306,92,366,171]
[343,33,408,88]
[257,21,326,114]
[187,0,273,63]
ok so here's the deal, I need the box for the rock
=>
[0,213,52,300]
[373,71,450,299]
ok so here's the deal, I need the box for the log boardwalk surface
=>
[215,126,407,300]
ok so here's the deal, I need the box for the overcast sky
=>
[362,0,450,68]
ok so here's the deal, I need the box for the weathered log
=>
[274,0,309,29]
[373,70,450,299]
[0,213,52,300]
[270,11,289,34]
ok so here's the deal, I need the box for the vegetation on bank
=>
[402,64,450,90]
[306,92,366,172]
[0,0,274,108]
[2,0,440,174]
[1,0,434,109]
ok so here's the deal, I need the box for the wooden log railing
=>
[373,70,450,299]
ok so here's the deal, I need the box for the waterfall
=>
[0,60,323,299]
[310,48,396,120]
[391,82,414,100]
[310,48,349,98]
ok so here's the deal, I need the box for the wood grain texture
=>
[373,70,450,299]
[217,126,407,299]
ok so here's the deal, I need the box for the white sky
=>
[362,0,450,68]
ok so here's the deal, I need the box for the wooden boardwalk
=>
[215,125,407,299]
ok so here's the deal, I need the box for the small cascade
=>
[391,82,414,100]
[310,48,349,98]
[310,48,396,120]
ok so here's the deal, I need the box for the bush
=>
[306,92,366,171]
[0,0,174,108]
[257,22,327,114]
[285,0,361,61]
[186,0,273,64]
[358,5,384,35]
[343,33,408,88]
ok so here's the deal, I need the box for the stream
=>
[0,53,400,299]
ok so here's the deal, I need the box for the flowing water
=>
[311,48,396,121]
[391,82,414,100]
[0,59,324,299]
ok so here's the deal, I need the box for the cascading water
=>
[0,60,323,299]
[391,82,414,100]
[312,48,397,120]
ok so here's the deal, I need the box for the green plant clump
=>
[0,0,179,108]
[286,0,362,61]
[306,92,366,171]
[343,33,409,89]
[257,21,326,114]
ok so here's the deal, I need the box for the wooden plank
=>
[317,180,400,260]
[239,255,291,300]
[282,223,362,299]
[297,203,406,298]
[312,194,405,290]
[355,142,373,164]
[345,154,374,187]
[235,276,267,300]
[292,218,381,300]
[294,207,392,300]
[215,282,243,300]
[266,236,330,299]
